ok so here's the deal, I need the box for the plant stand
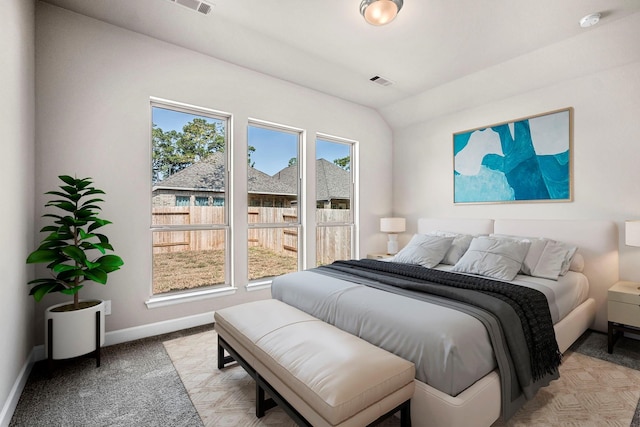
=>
[47,309,102,376]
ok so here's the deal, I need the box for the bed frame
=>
[410,218,619,427]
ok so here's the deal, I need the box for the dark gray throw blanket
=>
[318,259,562,420]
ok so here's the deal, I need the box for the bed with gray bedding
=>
[271,218,618,427]
[272,260,571,420]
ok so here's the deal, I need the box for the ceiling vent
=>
[170,0,214,15]
[369,75,394,87]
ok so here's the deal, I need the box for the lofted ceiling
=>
[40,0,640,126]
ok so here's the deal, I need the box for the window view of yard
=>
[153,247,297,294]
[151,104,355,296]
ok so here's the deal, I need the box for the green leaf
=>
[97,255,124,272]
[61,246,86,263]
[84,269,108,284]
[78,229,97,241]
[81,197,104,206]
[52,264,77,273]
[84,188,105,196]
[48,201,77,213]
[58,175,77,186]
[88,242,107,254]
[60,285,83,295]
[26,249,59,264]
[45,190,79,201]
[31,283,62,302]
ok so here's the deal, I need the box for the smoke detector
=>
[579,13,601,28]
[169,0,214,15]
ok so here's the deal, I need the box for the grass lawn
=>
[152,246,297,294]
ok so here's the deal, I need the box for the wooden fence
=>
[152,207,352,261]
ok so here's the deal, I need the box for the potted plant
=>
[26,175,124,365]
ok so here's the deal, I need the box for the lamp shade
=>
[380,217,406,233]
[626,220,640,247]
[360,0,403,26]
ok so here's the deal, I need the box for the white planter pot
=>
[45,300,106,360]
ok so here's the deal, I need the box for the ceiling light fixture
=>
[360,0,403,26]
[579,13,601,28]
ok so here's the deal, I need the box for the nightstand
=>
[607,281,640,353]
[366,253,394,260]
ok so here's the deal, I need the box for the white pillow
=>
[490,234,578,279]
[426,231,474,265]
[452,236,530,281]
[568,252,584,273]
[520,239,569,280]
[559,244,578,275]
[391,234,455,268]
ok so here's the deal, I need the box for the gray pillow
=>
[391,234,455,268]
[426,231,474,265]
[490,234,578,279]
[452,236,530,281]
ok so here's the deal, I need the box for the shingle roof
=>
[154,152,294,195]
[272,158,350,201]
[154,153,350,200]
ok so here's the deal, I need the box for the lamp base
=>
[387,234,399,255]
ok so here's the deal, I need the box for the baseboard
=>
[0,348,37,427]
[32,311,215,362]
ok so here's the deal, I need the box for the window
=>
[151,100,230,295]
[316,136,356,266]
[247,122,302,283]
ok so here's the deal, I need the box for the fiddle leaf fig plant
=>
[26,175,124,309]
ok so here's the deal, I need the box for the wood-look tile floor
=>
[163,330,640,427]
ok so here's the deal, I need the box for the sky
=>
[153,107,350,176]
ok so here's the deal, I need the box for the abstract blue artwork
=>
[453,108,572,203]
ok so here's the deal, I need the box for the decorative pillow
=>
[426,231,474,265]
[490,234,578,279]
[391,234,455,268]
[568,252,584,273]
[452,236,530,281]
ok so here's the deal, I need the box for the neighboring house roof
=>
[153,152,294,195]
[153,153,350,201]
[272,158,350,201]
[316,158,351,201]
[154,152,226,191]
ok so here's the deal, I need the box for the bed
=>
[271,218,619,427]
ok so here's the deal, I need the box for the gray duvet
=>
[272,270,496,395]
[271,265,561,420]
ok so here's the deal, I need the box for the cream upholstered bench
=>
[214,299,415,427]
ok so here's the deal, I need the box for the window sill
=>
[145,286,237,309]
[246,280,272,292]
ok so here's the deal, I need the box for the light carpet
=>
[163,330,640,427]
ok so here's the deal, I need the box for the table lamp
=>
[626,220,640,247]
[380,217,406,255]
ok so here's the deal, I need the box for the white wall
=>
[0,0,36,423]
[34,3,392,342]
[391,12,640,283]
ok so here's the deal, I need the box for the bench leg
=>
[400,400,411,427]
[217,335,237,369]
[255,377,277,418]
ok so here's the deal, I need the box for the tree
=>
[333,156,350,171]
[288,157,297,167]
[248,145,256,168]
[152,118,225,183]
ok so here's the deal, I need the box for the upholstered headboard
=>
[417,218,619,332]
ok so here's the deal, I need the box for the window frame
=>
[147,97,234,308]
[246,119,305,287]
[315,133,358,264]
